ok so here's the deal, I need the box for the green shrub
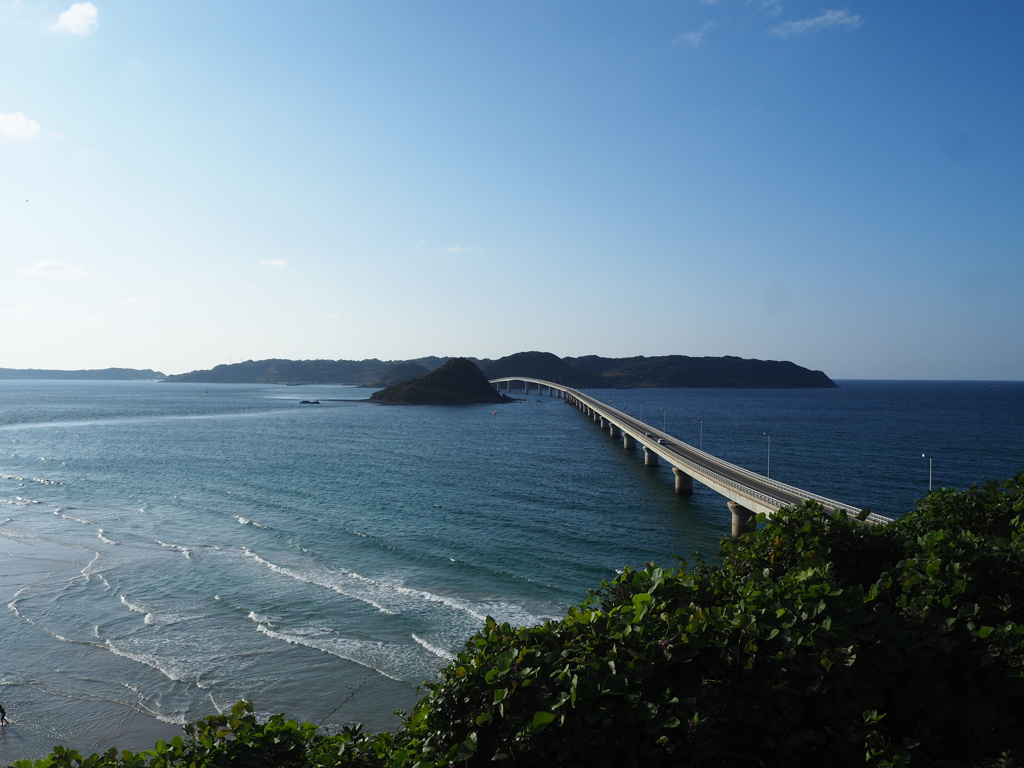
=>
[404,473,1024,767]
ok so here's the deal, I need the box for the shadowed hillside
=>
[370,358,513,405]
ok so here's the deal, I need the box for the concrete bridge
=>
[490,377,891,534]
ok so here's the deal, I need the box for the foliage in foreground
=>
[15,473,1024,768]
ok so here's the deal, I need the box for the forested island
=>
[162,351,836,389]
[369,358,514,405]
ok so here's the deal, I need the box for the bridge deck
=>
[491,377,890,525]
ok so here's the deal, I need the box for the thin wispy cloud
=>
[674,22,715,49]
[20,261,88,278]
[770,9,862,38]
[259,259,288,267]
[0,112,42,139]
[446,246,472,254]
[749,0,785,18]
[51,2,99,36]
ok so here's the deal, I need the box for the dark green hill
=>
[163,358,395,385]
[564,354,836,388]
[370,358,513,405]
[480,351,581,386]
[0,367,165,380]
[368,362,432,388]
[161,352,834,388]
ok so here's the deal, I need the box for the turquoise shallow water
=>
[2,379,1022,762]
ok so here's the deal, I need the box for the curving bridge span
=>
[490,377,891,535]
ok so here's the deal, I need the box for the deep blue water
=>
[1,379,1022,761]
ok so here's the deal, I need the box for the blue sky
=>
[2,1,1021,379]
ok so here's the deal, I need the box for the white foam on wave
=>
[241,547,396,615]
[98,529,118,544]
[55,508,92,524]
[156,540,193,558]
[7,600,105,647]
[104,639,191,683]
[412,633,456,662]
[120,594,150,615]
[0,472,25,481]
[234,514,268,528]
[254,623,408,682]
[119,593,158,625]
[476,600,559,628]
[31,476,60,485]
[386,582,489,623]
[118,593,191,626]
[240,547,541,629]
[80,550,104,579]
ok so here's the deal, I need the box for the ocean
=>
[2,379,1023,763]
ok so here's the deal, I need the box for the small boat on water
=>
[299,400,320,405]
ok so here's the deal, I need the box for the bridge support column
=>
[623,434,636,449]
[728,501,756,537]
[672,468,693,495]
[643,446,659,466]
[609,423,620,438]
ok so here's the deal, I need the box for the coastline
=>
[0,534,183,765]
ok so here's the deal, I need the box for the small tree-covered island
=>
[369,358,514,405]
[16,474,1024,768]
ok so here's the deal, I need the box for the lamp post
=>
[764,432,771,478]
[697,418,703,451]
[922,453,933,491]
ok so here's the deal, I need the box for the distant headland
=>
[0,367,165,381]
[162,351,836,389]
[0,353,836,388]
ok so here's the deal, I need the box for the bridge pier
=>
[609,423,620,438]
[623,434,636,450]
[728,501,756,537]
[672,468,693,495]
[643,446,659,466]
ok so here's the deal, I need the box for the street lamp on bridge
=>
[922,453,933,491]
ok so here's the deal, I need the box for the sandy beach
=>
[1,534,184,766]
